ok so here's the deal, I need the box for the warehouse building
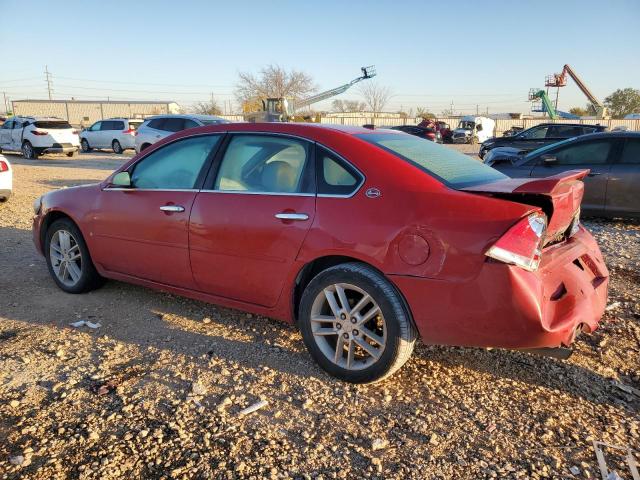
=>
[12,99,181,127]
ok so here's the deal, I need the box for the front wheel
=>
[299,263,417,383]
[45,218,105,293]
[112,140,123,154]
[22,141,38,159]
[80,139,92,152]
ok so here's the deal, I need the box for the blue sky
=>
[1,0,639,115]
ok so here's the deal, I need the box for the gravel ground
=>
[0,147,638,480]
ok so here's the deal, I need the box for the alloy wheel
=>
[23,143,33,158]
[310,283,387,370]
[49,229,83,287]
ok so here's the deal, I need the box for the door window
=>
[90,122,102,131]
[2,120,14,130]
[546,125,583,138]
[101,121,115,130]
[317,146,362,196]
[183,119,199,129]
[620,139,640,164]
[519,126,548,139]
[147,119,164,130]
[552,140,613,165]
[161,118,185,132]
[130,135,221,189]
[214,135,312,194]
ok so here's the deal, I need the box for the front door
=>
[90,133,222,288]
[86,121,102,147]
[189,133,316,307]
[0,120,14,147]
[530,137,616,216]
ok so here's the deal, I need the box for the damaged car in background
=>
[32,123,608,383]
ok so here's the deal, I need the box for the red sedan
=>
[32,123,608,383]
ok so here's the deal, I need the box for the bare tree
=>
[416,107,435,119]
[235,64,317,106]
[359,82,392,116]
[332,99,367,113]
[193,98,222,115]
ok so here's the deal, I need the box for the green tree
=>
[569,106,589,117]
[604,88,640,118]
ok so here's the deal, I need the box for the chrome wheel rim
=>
[81,140,88,151]
[50,230,82,287]
[113,141,121,153]
[310,283,386,370]
[23,143,32,158]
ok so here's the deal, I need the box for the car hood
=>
[484,146,527,164]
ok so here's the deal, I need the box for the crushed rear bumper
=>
[392,226,608,350]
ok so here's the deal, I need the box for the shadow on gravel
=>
[2,152,127,171]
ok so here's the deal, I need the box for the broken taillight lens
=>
[486,212,547,271]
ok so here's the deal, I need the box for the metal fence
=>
[217,114,640,136]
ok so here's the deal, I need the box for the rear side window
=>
[547,125,583,137]
[553,140,612,165]
[357,133,507,188]
[128,121,142,130]
[317,146,361,196]
[183,119,199,129]
[131,134,221,189]
[34,121,72,129]
[147,118,165,130]
[620,139,640,164]
[112,121,125,130]
[162,118,185,132]
[100,121,115,130]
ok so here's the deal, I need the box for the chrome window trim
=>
[199,189,315,197]
[102,187,199,192]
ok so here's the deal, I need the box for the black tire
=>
[298,262,417,383]
[80,139,92,152]
[112,140,123,154]
[22,141,38,159]
[45,218,105,294]
[140,143,151,152]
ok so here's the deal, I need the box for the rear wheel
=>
[299,263,417,383]
[112,140,123,154]
[45,218,105,294]
[80,139,92,152]
[22,141,38,159]
[140,143,151,152]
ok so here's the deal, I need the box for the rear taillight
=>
[486,212,547,271]
[0,160,8,172]
[123,129,134,134]
[32,130,47,136]
[426,132,436,140]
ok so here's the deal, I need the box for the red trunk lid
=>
[461,169,587,240]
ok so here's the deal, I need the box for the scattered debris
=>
[69,320,102,329]
[614,382,640,398]
[592,440,640,480]
[202,317,212,324]
[9,455,25,466]
[237,400,268,417]
[371,438,389,451]
[605,302,621,312]
[570,466,580,475]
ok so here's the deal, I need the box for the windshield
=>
[457,121,475,130]
[523,136,577,160]
[357,133,507,188]
[33,121,73,129]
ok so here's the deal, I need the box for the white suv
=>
[80,118,143,154]
[134,114,229,153]
[0,116,80,159]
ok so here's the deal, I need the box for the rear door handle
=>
[275,212,309,221]
[160,205,185,212]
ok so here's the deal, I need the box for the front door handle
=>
[587,172,602,177]
[275,212,309,221]
[160,205,185,212]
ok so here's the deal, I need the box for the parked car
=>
[80,118,143,154]
[135,114,229,153]
[479,122,607,159]
[0,116,80,159]
[484,132,640,218]
[502,126,524,137]
[417,119,453,143]
[451,116,495,144]
[33,123,608,383]
[0,154,12,201]
[390,125,441,142]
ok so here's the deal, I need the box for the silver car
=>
[80,118,143,154]
[134,114,229,153]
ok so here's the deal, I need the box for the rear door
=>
[91,134,222,288]
[189,133,316,307]
[605,138,640,217]
[530,137,617,215]
[99,120,116,147]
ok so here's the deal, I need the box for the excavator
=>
[243,66,376,123]
[544,64,609,119]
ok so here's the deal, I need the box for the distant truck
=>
[451,116,495,144]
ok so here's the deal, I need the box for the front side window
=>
[214,135,312,194]
[620,139,640,164]
[357,133,506,189]
[552,140,613,165]
[130,134,221,189]
[519,126,548,139]
[547,125,582,137]
[90,122,102,131]
[2,120,14,129]
[317,146,361,196]
[147,119,164,130]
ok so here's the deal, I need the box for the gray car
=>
[483,132,640,219]
[134,114,229,153]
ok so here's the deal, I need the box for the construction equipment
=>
[545,64,609,119]
[528,89,579,120]
[243,66,376,123]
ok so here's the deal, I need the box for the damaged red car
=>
[32,123,608,383]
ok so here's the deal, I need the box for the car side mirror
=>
[542,155,557,165]
[112,171,132,187]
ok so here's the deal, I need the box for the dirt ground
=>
[0,146,638,480]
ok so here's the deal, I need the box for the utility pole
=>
[450,100,454,116]
[2,92,7,114]
[476,104,479,115]
[44,65,53,100]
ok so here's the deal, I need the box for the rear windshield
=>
[357,133,507,188]
[199,119,229,125]
[34,121,73,129]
